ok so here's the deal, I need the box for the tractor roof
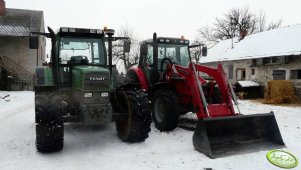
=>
[56,27,104,37]
[141,37,190,45]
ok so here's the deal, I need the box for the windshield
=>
[59,37,105,65]
[158,43,190,67]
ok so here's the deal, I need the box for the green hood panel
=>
[72,66,110,91]
[72,66,110,74]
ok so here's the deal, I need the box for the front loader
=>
[126,33,284,158]
[29,27,151,152]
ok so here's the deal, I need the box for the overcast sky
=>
[7,0,301,41]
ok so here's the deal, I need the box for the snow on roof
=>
[200,25,301,63]
[237,81,260,87]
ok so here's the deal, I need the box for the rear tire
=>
[125,71,139,84]
[35,93,65,152]
[114,89,151,142]
[152,89,180,131]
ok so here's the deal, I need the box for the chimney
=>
[239,29,247,40]
[0,0,5,16]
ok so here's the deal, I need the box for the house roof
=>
[200,25,301,63]
[0,8,43,37]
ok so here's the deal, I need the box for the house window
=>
[251,59,257,66]
[236,68,246,81]
[290,70,301,79]
[228,65,233,79]
[272,70,286,80]
[251,69,255,75]
[271,57,279,63]
[262,58,271,65]
[263,57,282,65]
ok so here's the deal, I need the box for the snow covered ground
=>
[0,91,300,170]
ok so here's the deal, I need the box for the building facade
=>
[200,25,301,98]
[0,0,45,90]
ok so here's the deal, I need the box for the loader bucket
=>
[193,112,284,158]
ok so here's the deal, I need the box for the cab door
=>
[139,43,158,85]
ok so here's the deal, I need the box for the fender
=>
[128,66,149,91]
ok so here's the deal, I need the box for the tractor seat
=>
[68,56,89,65]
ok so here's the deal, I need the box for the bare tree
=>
[190,39,206,62]
[267,20,282,30]
[198,25,218,48]
[257,10,267,32]
[202,8,257,41]
[256,10,282,32]
[198,7,282,46]
[112,25,139,72]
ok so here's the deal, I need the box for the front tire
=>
[114,89,151,142]
[152,89,180,131]
[35,93,65,152]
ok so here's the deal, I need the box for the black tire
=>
[152,89,180,131]
[125,71,139,84]
[35,93,65,152]
[114,89,151,142]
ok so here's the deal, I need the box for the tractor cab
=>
[56,28,108,88]
[30,27,111,90]
[138,37,191,84]
[58,28,106,66]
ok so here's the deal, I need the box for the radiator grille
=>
[83,72,110,91]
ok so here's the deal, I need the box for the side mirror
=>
[29,36,39,49]
[123,40,131,53]
[202,47,207,56]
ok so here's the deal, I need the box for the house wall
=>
[252,57,301,98]
[254,57,301,83]
[203,56,301,98]
[202,60,252,83]
[0,36,45,74]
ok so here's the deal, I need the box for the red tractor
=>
[126,33,285,158]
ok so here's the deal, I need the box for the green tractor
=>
[29,27,151,152]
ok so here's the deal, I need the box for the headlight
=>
[84,93,93,98]
[101,92,109,97]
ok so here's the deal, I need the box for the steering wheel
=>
[160,57,173,73]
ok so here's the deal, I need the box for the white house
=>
[200,25,301,98]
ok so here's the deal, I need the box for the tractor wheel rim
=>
[154,98,165,123]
